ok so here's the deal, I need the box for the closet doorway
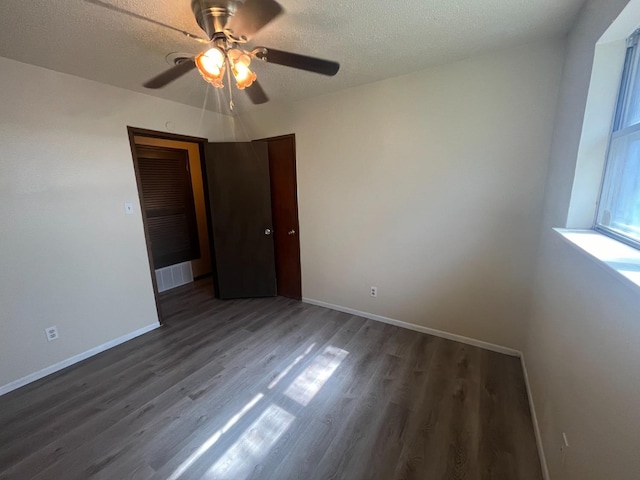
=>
[127,127,212,324]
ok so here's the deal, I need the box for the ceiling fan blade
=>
[244,81,269,104]
[255,48,340,76]
[85,0,208,42]
[225,0,283,41]
[143,59,196,89]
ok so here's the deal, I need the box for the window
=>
[596,28,640,249]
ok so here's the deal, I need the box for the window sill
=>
[554,228,640,292]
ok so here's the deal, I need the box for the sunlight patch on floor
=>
[268,343,316,389]
[203,403,295,479]
[167,393,264,480]
[284,346,348,406]
[168,345,347,479]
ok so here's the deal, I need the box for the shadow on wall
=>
[526,234,640,477]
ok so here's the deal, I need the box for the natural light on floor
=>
[167,343,349,480]
[203,404,295,479]
[284,346,349,406]
[167,393,264,480]
[268,343,316,389]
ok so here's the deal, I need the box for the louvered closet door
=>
[135,146,200,269]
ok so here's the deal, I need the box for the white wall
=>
[524,0,640,478]
[0,57,232,389]
[238,39,565,350]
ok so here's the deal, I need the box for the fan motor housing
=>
[191,0,240,39]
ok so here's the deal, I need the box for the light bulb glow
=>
[195,47,226,88]
[233,64,256,89]
[228,49,256,89]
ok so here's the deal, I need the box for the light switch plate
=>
[124,202,134,215]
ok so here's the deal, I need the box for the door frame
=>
[127,126,208,325]
[253,133,302,300]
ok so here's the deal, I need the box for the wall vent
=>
[155,261,193,293]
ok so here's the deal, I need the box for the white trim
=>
[302,297,520,357]
[520,354,550,480]
[554,228,640,293]
[0,323,161,397]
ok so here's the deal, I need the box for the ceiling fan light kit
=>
[128,0,341,106]
[194,46,226,88]
[195,45,257,95]
[227,48,256,89]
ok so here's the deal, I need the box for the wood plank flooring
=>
[0,280,542,479]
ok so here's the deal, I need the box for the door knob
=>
[265,228,272,235]
[288,229,296,235]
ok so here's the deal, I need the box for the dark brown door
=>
[262,135,302,300]
[203,142,277,299]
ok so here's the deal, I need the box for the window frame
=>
[595,28,640,250]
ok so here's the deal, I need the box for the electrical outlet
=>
[370,286,378,297]
[45,326,59,342]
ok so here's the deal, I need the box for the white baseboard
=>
[520,354,550,480]
[0,323,161,397]
[302,297,521,357]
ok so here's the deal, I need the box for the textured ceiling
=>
[0,0,585,113]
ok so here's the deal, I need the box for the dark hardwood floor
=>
[0,280,542,480]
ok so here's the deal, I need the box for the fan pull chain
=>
[226,58,235,111]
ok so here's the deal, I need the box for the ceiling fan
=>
[88,0,340,106]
